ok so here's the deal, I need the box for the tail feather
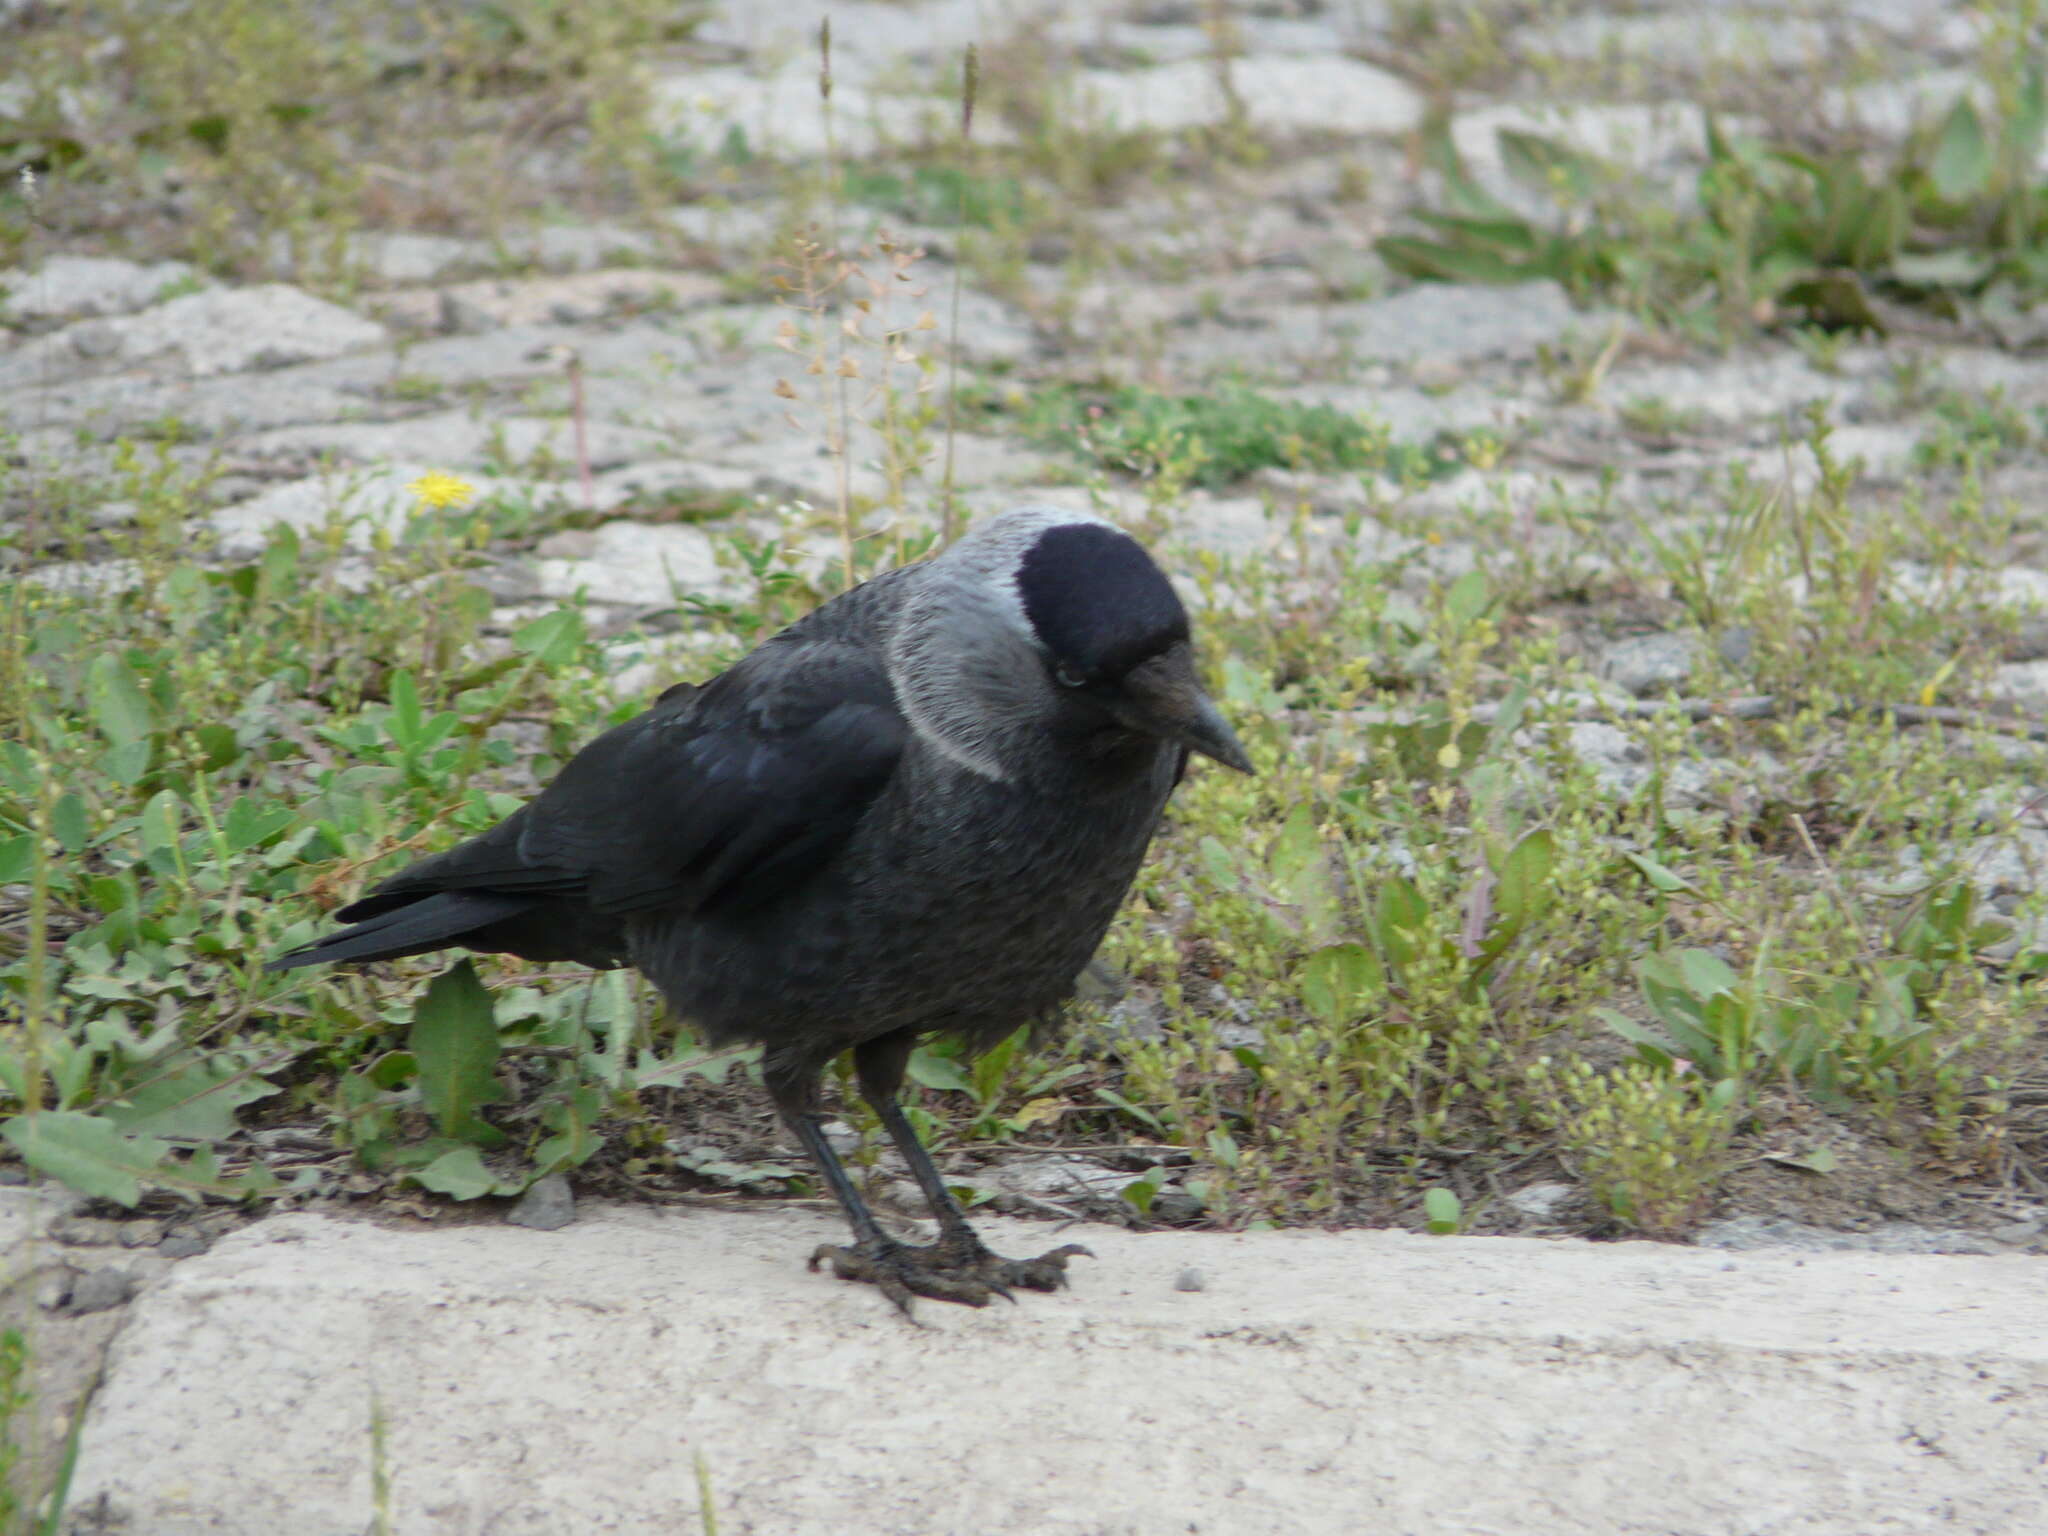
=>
[266,891,535,971]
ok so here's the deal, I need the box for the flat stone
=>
[584,458,763,510]
[1990,660,2048,711]
[698,435,898,506]
[1698,1217,2008,1256]
[1072,54,1423,138]
[354,232,486,285]
[532,519,740,607]
[1608,349,1865,426]
[1598,632,1701,696]
[371,268,724,333]
[239,411,493,468]
[1166,494,1284,559]
[246,412,665,478]
[1555,721,1715,807]
[1280,383,1541,444]
[1451,101,1711,176]
[1726,422,1921,491]
[504,1174,576,1232]
[695,0,996,85]
[664,200,785,255]
[1505,1182,1575,1220]
[993,1157,1133,1202]
[1825,66,1988,142]
[61,1265,138,1316]
[23,558,144,597]
[505,223,660,273]
[1522,11,1838,70]
[0,284,386,389]
[62,1205,2048,1535]
[1048,13,1377,65]
[650,69,963,159]
[389,323,590,386]
[1176,282,1616,374]
[0,255,206,324]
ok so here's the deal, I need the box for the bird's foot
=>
[808,1232,1092,1315]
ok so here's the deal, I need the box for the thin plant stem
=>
[940,44,978,547]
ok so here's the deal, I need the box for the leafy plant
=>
[986,379,1462,489]
[1380,72,2048,336]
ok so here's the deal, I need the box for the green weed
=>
[978,379,1462,490]
[1381,69,2048,339]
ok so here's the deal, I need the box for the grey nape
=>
[269,506,1253,1314]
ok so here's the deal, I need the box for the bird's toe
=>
[985,1241,1093,1293]
[807,1240,999,1312]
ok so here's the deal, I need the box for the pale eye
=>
[1055,663,1088,689]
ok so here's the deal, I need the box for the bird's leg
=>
[801,1031,1090,1312]
[764,1062,895,1253]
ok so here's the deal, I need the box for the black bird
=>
[271,507,1253,1310]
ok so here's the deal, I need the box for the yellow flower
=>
[405,471,476,511]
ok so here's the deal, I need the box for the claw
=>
[806,1233,1090,1313]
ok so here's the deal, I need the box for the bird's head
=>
[890,508,1254,782]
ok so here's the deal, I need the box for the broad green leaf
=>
[0,833,32,883]
[138,789,182,858]
[1678,947,1738,999]
[86,653,156,750]
[188,723,241,770]
[2014,64,2047,160]
[99,738,153,787]
[1488,682,1531,747]
[1595,1007,1677,1072]
[1444,569,1492,630]
[0,1112,172,1207]
[258,523,301,595]
[1376,235,1529,286]
[103,1056,277,1141]
[1623,850,1697,894]
[156,1144,276,1201]
[1121,1164,1167,1215]
[223,796,293,853]
[1300,942,1381,1026]
[410,1145,519,1200]
[1930,96,1992,203]
[1769,1145,1839,1175]
[1374,875,1430,970]
[49,792,89,853]
[1270,807,1339,941]
[1198,835,1241,891]
[537,1084,605,1173]
[1423,1186,1463,1235]
[367,1050,418,1089]
[387,671,423,749]
[1094,1087,1164,1133]
[1494,828,1556,934]
[905,1046,974,1095]
[409,961,507,1144]
[513,608,585,667]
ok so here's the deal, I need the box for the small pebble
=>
[159,1231,211,1259]
[1174,1267,1206,1293]
[63,1266,137,1315]
[505,1173,576,1232]
[49,1215,123,1247]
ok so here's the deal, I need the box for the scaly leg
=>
[800,1031,1090,1313]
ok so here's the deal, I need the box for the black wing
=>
[269,637,907,970]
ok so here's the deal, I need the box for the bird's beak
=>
[1115,646,1256,774]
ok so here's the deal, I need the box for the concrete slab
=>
[61,1204,2048,1535]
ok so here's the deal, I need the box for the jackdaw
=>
[270,506,1253,1310]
